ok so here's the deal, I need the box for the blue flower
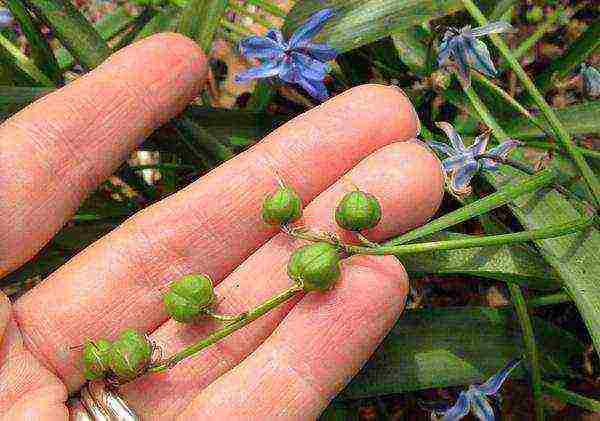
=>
[428,122,522,195]
[438,22,513,86]
[581,63,600,98]
[0,8,13,28]
[235,9,338,102]
[427,358,522,421]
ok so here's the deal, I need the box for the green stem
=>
[526,141,600,161]
[526,292,571,308]
[508,284,545,421]
[348,216,593,256]
[471,73,549,135]
[512,8,562,60]
[245,0,287,18]
[461,0,600,208]
[384,169,556,246]
[0,34,54,86]
[149,284,303,371]
[542,381,600,412]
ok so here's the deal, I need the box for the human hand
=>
[0,33,444,420]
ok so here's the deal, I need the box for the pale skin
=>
[0,33,444,420]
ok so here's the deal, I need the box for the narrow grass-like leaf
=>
[5,0,60,83]
[283,0,465,54]
[134,6,180,41]
[0,34,54,86]
[508,284,545,420]
[178,0,229,53]
[400,231,560,290]
[0,86,53,118]
[506,100,600,139]
[56,6,138,70]
[542,381,600,412]
[23,0,111,70]
[384,169,557,246]
[535,21,600,92]
[337,307,583,398]
[391,27,429,76]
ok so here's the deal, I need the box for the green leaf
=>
[178,0,229,53]
[0,86,53,119]
[485,164,600,360]
[283,0,465,53]
[337,307,584,399]
[56,6,139,71]
[535,21,600,92]
[506,100,600,139]
[0,33,54,86]
[5,0,61,84]
[391,26,430,76]
[401,231,560,290]
[23,0,111,70]
[134,6,180,41]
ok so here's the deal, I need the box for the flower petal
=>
[296,75,330,102]
[453,37,473,85]
[443,155,469,173]
[291,51,330,80]
[483,139,522,170]
[235,60,282,83]
[441,391,471,421]
[428,140,457,157]
[581,64,600,98]
[466,131,490,157]
[0,9,13,27]
[469,21,514,38]
[438,35,457,67]
[296,42,338,61]
[469,393,496,421]
[436,122,467,152]
[238,36,285,59]
[450,160,479,194]
[474,358,522,396]
[288,9,335,48]
[463,37,498,78]
[266,29,286,46]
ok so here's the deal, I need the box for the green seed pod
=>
[261,186,303,226]
[335,190,382,231]
[287,242,342,292]
[83,339,112,380]
[108,329,152,382]
[164,274,216,323]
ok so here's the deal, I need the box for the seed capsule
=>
[108,330,152,382]
[335,190,382,231]
[287,242,342,292]
[261,186,303,226]
[164,274,216,323]
[83,339,112,380]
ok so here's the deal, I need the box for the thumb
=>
[0,292,68,420]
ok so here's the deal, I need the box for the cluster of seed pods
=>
[83,183,382,383]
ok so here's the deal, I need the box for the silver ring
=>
[71,381,140,421]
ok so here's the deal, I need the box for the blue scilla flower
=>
[0,8,13,28]
[581,63,600,98]
[438,22,513,87]
[235,9,338,102]
[429,122,522,195]
[441,358,522,421]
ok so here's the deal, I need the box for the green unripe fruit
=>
[287,242,342,292]
[164,274,216,323]
[261,186,303,225]
[335,191,382,231]
[83,339,112,380]
[108,330,152,382]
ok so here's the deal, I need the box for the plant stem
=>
[384,169,556,246]
[526,292,571,308]
[461,0,600,208]
[347,216,593,257]
[475,153,535,175]
[149,284,303,371]
[526,141,600,161]
[512,8,562,60]
[508,284,545,421]
[542,381,600,412]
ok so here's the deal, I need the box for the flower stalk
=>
[149,284,303,372]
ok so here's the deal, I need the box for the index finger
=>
[0,32,208,276]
